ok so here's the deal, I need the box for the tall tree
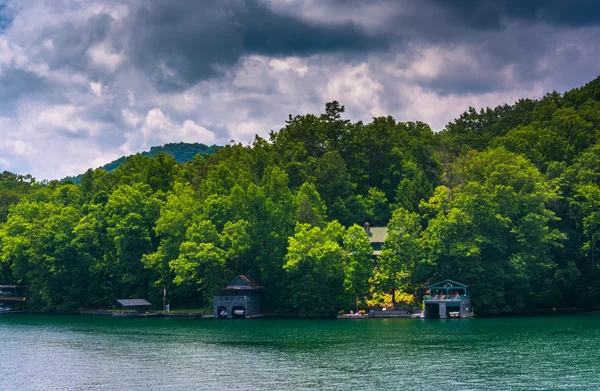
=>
[378,207,422,307]
[342,224,373,309]
[283,222,346,316]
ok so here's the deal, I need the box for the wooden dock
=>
[338,310,423,319]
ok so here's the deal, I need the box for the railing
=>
[424,295,469,301]
[213,296,252,303]
[0,293,24,299]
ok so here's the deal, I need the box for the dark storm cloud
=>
[350,0,600,96]
[0,68,51,114]
[125,0,389,91]
[116,0,600,95]
[428,0,600,29]
[0,68,48,100]
[46,13,114,70]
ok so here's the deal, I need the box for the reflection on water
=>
[1,314,599,390]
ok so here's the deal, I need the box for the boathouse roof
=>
[225,275,263,290]
[116,299,151,307]
[428,279,469,289]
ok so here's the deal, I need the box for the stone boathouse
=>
[213,275,262,319]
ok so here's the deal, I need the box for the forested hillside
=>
[2,76,600,315]
[62,142,219,183]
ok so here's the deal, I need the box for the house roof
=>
[117,299,151,307]
[225,275,263,290]
[368,227,387,243]
[428,279,469,289]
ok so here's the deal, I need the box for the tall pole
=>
[592,223,595,273]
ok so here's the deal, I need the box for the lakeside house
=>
[424,280,473,318]
[0,285,26,313]
[213,275,263,319]
[364,222,387,256]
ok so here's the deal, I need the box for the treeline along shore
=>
[2,76,600,316]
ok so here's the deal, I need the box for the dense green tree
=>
[104,184,163,298]
[1,201,83,312]
[170,220,227,302]
[142,182,201,305]
[314,150,356,225]
[571,183,600,297]
[2,79,600,316]
[283,222,346,316]
[420,148,563,313]
[342,224,373,309]
[378,208,422,306]
[357,187,390,226]
[0,171,36,223]
[294,183,327,227]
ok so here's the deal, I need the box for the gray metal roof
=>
[368,227,388,243]
[117,299,151,307]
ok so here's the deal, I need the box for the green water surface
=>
[1,314,599,390]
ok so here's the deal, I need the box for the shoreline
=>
[4,306,597,319]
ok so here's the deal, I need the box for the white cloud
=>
[43,39,54,51]
[90,81,103,96]
[180,120,216,144]
[122,109,142,127]
[0,36,28,67]
[144,108,171,132]
[324,63,386,118]
[87,42,124,73]
[127,90,136,106]
[120,109,217,156]
[268,57,309,76]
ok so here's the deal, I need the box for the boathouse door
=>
[425,303,439,318]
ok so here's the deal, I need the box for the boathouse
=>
[213,275,262,319]
[424,280,473,318]
[0,285,26,312]
[115,299,151,316]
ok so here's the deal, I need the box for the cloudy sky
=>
[0,0,599,179]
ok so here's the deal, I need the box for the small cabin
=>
[424,280,473,318]
[364,222,387,256]
[0,285,26,312]
[213,275,262,319]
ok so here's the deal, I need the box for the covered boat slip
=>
[113,299,152,317]
[0,285,26,313]
[424,280,474,319]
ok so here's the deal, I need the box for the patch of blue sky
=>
[0,2,14,32]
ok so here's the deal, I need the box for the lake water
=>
[1,314,599,390]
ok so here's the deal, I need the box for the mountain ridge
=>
[62,142,220,183]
